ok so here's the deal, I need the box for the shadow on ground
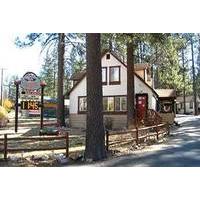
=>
[91,116,200,167]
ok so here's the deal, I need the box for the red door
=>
[136,94,148,121]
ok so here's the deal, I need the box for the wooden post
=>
[167,123,170,135]
[134,110,139,145]
[156,118,159,140]
[40,85,44,130]
[136,126,139,145]
[106,130,109,151]
[65,132,69,157]
[4,134,7,160]
[14,80,20,133]
[40,81,46,130]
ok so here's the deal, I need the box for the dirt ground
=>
[0,112,169,167]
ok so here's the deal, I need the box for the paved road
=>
[89,115,200,167]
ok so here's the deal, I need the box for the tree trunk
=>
[191,36,198,115]
[154,46,159,89]
[53,64,56,98]
[85,33,107,161]
[57,33,66,126]
[181,48,186,114]
[127,40,135,128]
[109,36,113,51]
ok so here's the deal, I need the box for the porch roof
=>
[155,89,176,99]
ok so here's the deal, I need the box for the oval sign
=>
[21,72,41,91]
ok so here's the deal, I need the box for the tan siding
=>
[159,113,175,124]
[69,114,127,129]
[104,115,127,129]
[70,114,86,128]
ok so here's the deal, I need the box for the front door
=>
[136,94,148,121]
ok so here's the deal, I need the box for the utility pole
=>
[0,68,6,106]
[191,35,198,115]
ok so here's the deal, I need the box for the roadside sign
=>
[21,100,40,110]
[21,89,41,96]
[21,72,41,91]
[15,72,46,133]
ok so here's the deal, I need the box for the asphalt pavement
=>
[88,115,200,167]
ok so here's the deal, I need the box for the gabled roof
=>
[67,50,158,97]
[155,89,176,99]
[134,63,151,71]
[70,70,86,80]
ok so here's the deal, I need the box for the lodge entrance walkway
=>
[87,115,200,167]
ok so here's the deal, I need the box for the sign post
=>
[14,80,21,133]
[40,81,46,130]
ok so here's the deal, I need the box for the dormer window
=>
[106,54,110,60]
[109,66,120,85]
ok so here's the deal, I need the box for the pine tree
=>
[85,33,107,161]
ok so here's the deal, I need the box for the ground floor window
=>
[189,101,193,109]
[78,95,127,113]
[114,96,127,111]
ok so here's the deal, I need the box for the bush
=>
[3,99,13,112]
[104,117,113,130]
[0,106,8,127]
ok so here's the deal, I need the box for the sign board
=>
[21,89,41,96]
[21,101,40,110]
[21,72,41,91]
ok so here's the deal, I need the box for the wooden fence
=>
[0,133,69,160]
[105,123,170,151]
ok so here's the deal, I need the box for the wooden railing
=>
[105,123,170,151]
[0,133,69,160]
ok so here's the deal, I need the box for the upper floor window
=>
[78,97,87,112]
[109,66,120,85]
[102,67,107,85]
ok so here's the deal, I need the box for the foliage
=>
[0,106,8,120]
[16,33,86,103]
[5,75,20,101]
[40,50,57,97]
[3,99,13,112]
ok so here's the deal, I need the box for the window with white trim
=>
[109,66,120,84]
[79,97,87,112]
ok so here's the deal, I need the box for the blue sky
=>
[0,33,43,82]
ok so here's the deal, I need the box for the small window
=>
[106,54,110,59]
[109,66,120,85]
[79,97,87,112]
[102,67,107,85]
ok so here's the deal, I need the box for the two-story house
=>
[67,50,159,129]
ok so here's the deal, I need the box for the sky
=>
[0,33,44,82]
